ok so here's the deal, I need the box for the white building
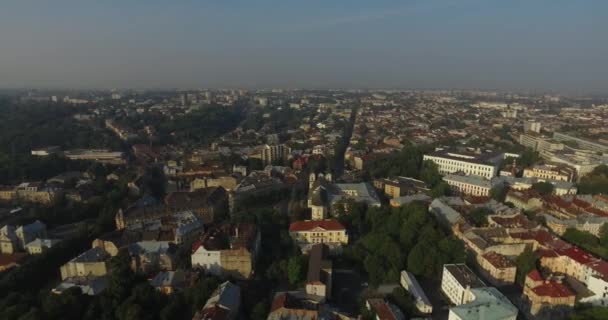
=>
[441,264,485,305]
[448,287,518,320]
[400,271,432,314]
[423,149,504,179]
[443,174,497,197]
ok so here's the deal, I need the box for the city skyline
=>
[1,0,607,93]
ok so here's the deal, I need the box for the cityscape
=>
[1,1,607,320]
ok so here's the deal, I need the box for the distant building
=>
[127,241,176,273]
[477,252,516,285]
[53,275,107,296]
[423,148,504,179]
[523,164,576,182]
[366,298,406,320]
[24,238,60,254]
[261,144,291,165]
[524,121,541,133]
[0,220,47,253]
[442,174,496,197]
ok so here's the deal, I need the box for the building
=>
[63,149,125,164]
[423,148,504,179]
[191,223,260,279]
[400,270,432,314]
[441,264,485,305]
[379,177,429,199]
[366,298,406,320]
[477,252,516,284]
[0,253,27,271]
[267,292,322,320]
[305,244,332,299]
[308,173,381,218]
[115,207,204,244]
[443,174,496,197]
[24,238,60,254]
[523,164,576,182]
[448,287,518,320]
[522,270,575,315]
[553,132,608,153]
[289,220,348,253]
[261,144,291,165]
[164,187,228,224]
[127,241,176,273]
[193,281,241,320]
[150,270,197,295]
[14,182,61,205]
[53,275,107,296]
[524,121,541,133]
[60,247,111,280]
[0,220,47,253]
[519,134,564,153]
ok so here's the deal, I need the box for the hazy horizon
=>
[1,0,607,93]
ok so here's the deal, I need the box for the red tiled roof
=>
[556,246,595,265]
[289,219,345,232]
[526,269,543,281]
[531,281,574,298]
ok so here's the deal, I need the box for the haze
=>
[1,0,606,93]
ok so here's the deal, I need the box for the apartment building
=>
[523,164,576,182]
[477,252,516,284]
[441,264,485,305]
[400,270,433,314]
[523,270,575,315]
[60,247,111,280]
[305,244,332,299]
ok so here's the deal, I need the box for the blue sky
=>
[0,0,606,93]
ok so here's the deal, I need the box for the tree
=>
[515,247,537,285]
[469,207,492,227]
[531,182,554,195]
[287,256,305,287]
[419,160,442,187]
[600,223,608,247]
[489,185,507,202]
[431,181,451,198]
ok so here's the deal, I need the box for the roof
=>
[449,287,518,320]
[530,281,574,298]
[289,219,345,232]
[194,223,258,252]
[203,281,240,313]
[306,244,332,286]
[443,264,485,289]
[481,252,515,269]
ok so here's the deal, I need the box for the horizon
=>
[1,0,607,94]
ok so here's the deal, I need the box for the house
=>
[60,247,111,280]
[477,252,516,285]
[0,220,47,253]
[289,220,348,253]
[305,244,332,300]
[149,270,197,295]
[24,238,61,254]
[366,298,406,320]
[191,223,260,279]
[127,241,176,273]
[522,270,575,315]
[193,281,241,320]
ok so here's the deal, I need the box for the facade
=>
[441,264,485,305]
[443,174,495,197]
[380,177,429,199]
[523,270,575,315]
[423,149,503,179]
[0,220,47,253]
[289,220,348,253]
[477,252,516,284]
[60,247,111,280]
[191,223,261,279]
[24,238,60,254]
[261,144,291,165]
[305,244,332,299]
[523,164,576,182]
[400,270,433,314]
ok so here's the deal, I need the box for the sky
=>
[0,0,607,93]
